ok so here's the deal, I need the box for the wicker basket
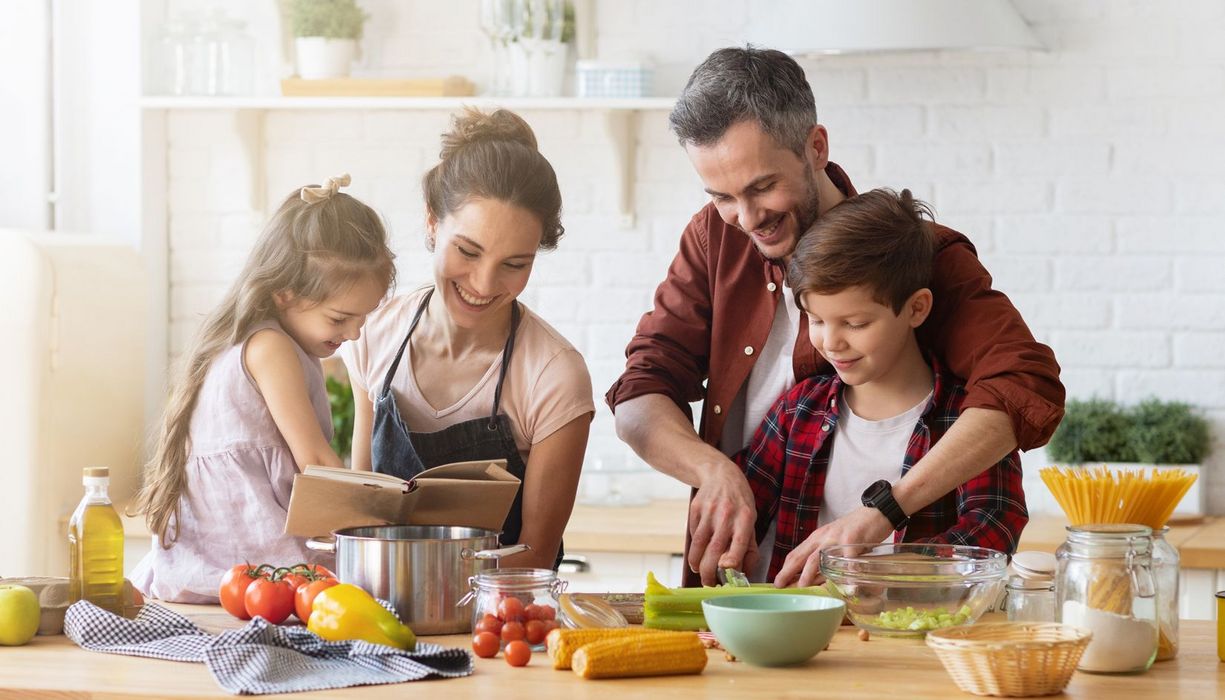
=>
[925,623,1092,697]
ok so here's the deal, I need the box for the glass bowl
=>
[819,543,1007,638]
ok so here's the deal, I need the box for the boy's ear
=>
[906,288,933,328]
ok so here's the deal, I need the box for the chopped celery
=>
[643,610,708,631]
[873,604,974,631]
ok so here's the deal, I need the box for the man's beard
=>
[761,167,821,262]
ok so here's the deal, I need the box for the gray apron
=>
[371,289,559,565]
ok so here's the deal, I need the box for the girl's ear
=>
[273,289,295,310]
[906,288,933,328]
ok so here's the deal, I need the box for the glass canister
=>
[1151,526,1179,661]
[1004,550,1056,622]
[1055,524,1157,674]
[467,568,566,650]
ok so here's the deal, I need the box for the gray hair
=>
[669,46,817,157]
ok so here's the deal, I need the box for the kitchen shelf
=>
[140,94,675,227]
[138,96,675,111]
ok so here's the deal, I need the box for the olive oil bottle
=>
[68,467,125,614]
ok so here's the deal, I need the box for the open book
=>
[284,459,521,538]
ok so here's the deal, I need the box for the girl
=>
[131,174,395,602]
[343,109,593,570]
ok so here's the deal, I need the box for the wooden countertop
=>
[1,605,1220,699]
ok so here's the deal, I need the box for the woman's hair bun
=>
[439,108,538,161]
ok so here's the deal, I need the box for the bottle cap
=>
[1009,550,1056,581]
[83,467,110,478]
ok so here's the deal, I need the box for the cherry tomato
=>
[219,564,268,620]
[472,631,500,658]
[537,604,556,621]
[498,596,525,622]
[500,620,525,643]
[244,577,296,624]
[523,603,541,621]
[294,577,339,622]
[525,619,547,645]
[504,640,531,667]
[475,613,503,636]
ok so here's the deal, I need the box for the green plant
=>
[287,0,368,40]
[326,374,355,461]
[1047,397,1211,464]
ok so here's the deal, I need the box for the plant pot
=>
[295,37,356,79]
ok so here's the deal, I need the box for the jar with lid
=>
[1004,550,1056,622]
[1151,526,1179,661]
[1055,524,1157,674]
[467,568,566,650]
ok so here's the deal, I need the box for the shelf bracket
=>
[602,110,637,229]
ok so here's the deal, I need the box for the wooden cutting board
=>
[280,76,476,97]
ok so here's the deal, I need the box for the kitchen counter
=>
[1,604,1220,699]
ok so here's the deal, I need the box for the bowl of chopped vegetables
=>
[819,543,1006,638]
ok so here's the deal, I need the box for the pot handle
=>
[305,536,337,554]
[461,543,532,561]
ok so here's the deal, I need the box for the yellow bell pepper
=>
[307,583,416,650]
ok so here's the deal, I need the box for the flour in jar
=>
[1061,600,1157,672]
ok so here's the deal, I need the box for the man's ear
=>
[906,288,933,328]
[805,124,830,172]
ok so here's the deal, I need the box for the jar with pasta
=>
[1151,526,1179,661]
[1055,524,1157,674]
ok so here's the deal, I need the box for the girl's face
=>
[276,274,387,358]
[429,197,542,329]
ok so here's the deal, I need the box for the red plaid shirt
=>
[736,359,1028,580]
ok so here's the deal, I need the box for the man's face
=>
[685,120,823,262]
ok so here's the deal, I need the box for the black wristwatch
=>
[861,479,909,530]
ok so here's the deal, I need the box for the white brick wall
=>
[160,1,1225,509]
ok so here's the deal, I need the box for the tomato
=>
[537,604,556,621]
[219,564,269,620]
[524,619,547,645]
[281,572,310,593]
[244,578,296,624]
[500,620,525,643]
[297,563,335,579]
[498,596,525,622]
[472,631,500,658]
[294,577,339,622]
[504,639,531,667]
[475,613,503,637]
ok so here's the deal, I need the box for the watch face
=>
[862,479,889,506]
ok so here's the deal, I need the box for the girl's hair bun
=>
[439,107,538,161]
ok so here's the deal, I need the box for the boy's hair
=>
[788,188,936,313]
[133,181,396,547]
[669,46,817,158]
[423,108,564,250]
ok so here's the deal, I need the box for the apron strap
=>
[489,301,521,429]
[380,288,433,396]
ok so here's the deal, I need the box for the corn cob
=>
[546,627,674,669]
[571,631,708,679]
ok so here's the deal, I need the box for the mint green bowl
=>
[701,594,846,667]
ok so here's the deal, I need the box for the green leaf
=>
[287,0,368,39]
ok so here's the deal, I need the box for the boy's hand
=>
[773,507,893,588]
[688,461,759,586]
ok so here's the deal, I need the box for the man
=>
[606,47,1063,586]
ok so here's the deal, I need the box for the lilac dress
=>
[131,321,334,603]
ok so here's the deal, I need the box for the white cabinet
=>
[558,551,684,593]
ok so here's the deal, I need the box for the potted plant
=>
[1046,398,1212,517]
[287,0,368,79]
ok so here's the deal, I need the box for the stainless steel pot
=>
[306,524,529,635]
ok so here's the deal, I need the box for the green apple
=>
[0,584,40,645]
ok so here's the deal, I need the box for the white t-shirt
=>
[818,391,933,528]
[342,288,595,463]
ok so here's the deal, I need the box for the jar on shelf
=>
[1151,526,1179,661]
[1055,524,1157,674]
[1004,550,1056,622]
[465,568,566,650]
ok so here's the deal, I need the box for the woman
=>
[343,108,593,569]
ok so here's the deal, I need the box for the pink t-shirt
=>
[343,287,594,462]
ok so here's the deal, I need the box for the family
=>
[131,46,1063,603]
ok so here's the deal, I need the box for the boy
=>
[737,189,1028,587]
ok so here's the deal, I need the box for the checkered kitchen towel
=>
[65,601,472,695]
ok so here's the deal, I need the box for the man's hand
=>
[773,506,892,588]
[687,461,759,586]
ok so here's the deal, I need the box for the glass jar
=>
[1055,524,1157,674]
[1152,526,1179,661]
[467,568,566,650]
[1005,575,1055,622]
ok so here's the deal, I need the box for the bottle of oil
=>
[68,466,125,614]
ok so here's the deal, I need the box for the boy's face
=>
[801,285,932,386]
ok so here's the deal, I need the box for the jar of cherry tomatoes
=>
[466,568,566,650]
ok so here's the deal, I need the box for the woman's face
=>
[429,197,542,329]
